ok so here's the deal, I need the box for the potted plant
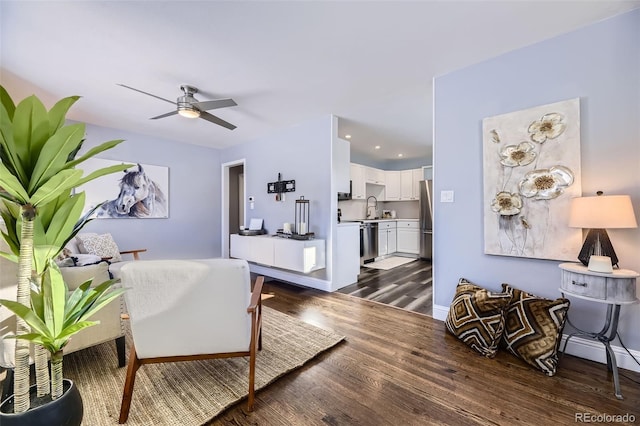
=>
[0,85,131,425]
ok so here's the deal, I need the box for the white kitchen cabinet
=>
[365,166,385,185]
[377,221,397,256]
[400,170,414,200]
[350,163,366,200]
[378,228,387,257]
[412,168,423,199]
[396,220,419,254]
[230,234,325,273]
[384,171,401,201]
[399,169,423,200]
[388,228,397,254]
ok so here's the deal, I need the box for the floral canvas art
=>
[482,98,582,261]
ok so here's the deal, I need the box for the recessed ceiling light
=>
[374,145,381,150]
[345,134,352,139]
[398,153,403,157]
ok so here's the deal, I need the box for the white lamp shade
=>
[568,195,637,229]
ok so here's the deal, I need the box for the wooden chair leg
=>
[247,340,256,411]
[119,345,142,424]
[116,336,126,368]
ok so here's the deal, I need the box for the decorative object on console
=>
[482,98,582,261]
[568,192,637,269]
[587,255,613,274]
[77,158,169,219]
[293,196,314,240]
[500,284,570,376]
[445,278,512,358]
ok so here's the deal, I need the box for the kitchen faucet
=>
[366,196,378,218]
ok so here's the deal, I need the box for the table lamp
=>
[568,192,637,271]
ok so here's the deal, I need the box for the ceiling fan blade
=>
[118,84,176,105]
[200,111,237,130]
[191,98,237,111]
[150,110,178,120]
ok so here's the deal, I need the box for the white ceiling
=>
[1,1,638,164]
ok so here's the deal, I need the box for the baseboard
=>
[247,263,332,292]
[431,304,640,373]
[561,334,640,373]
[432,304,449,321]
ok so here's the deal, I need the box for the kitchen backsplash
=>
[338,199,419,220]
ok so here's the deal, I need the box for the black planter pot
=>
[0,379,83,426]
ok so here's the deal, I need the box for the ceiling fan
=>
[118,84,238,130]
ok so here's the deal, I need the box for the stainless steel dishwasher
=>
[360,222,378,265]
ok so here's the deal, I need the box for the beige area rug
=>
[64,307,345,425]
[364,256,417,271]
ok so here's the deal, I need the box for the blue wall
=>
[77,123,222,260]
[220,115,334,282]
[433,10,640,350]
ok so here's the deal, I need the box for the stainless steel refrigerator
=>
[419,180,433,260]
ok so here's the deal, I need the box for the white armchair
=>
[117,258,264,424]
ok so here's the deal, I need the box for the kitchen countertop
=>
[341,218,418,223]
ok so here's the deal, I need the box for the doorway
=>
[221,159,245,258]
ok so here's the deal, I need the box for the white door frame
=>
[221,158,246,258]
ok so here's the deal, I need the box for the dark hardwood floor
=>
[338,258,433,316]
[210,281,640,425]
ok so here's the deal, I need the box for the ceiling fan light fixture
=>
[178,106,201,118]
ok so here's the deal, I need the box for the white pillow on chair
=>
[76,233,122,262]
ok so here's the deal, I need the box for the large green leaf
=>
[31,288,45,321]
[32,215,51,274]
[0,206,20,256]
[3,333,58,354]
[30,169,82,206]
[77,287,126,322]
[64,280,93,316]
[42,263,67,337]
[0,96,26,184]
[13,95,50,174]
[29,123,85,193]
[0,250,18,263]
[64,278,119,327]
[0,85,16,120]
[45,193,85,250]
[55,321,98,346]
[0,110,19,179]
[32,190,64,231]
[75,163,132,188]
[0,299,51,338]
[67,138,84,163]
[48,96,80,134]
[0,161,29,203]
[65,139,125,169]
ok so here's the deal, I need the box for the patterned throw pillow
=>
[501,283,570,376]
[445,278,512,358]
[75,233,122,262]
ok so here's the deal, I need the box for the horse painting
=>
[96,164,168,218]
